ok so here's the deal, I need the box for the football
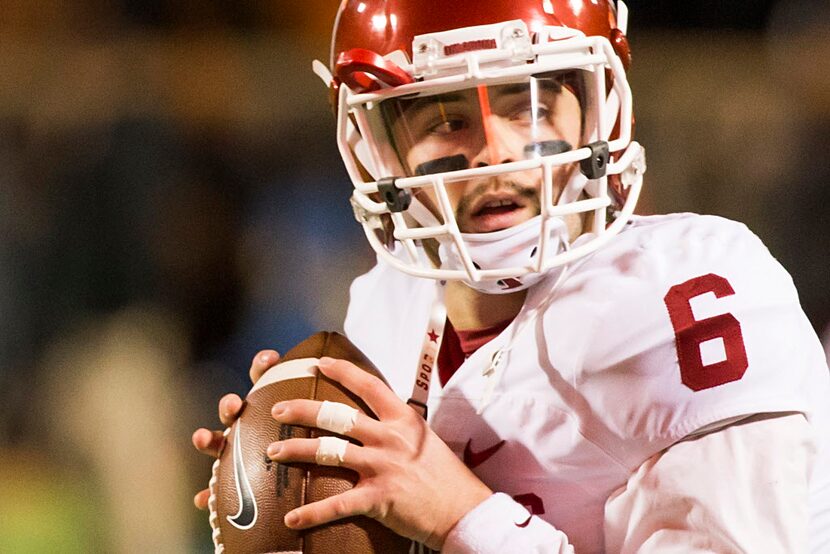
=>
[208,332,412,553]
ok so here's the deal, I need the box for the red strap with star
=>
[406,289,447,419]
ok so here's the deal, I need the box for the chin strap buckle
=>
[580,141,610,179]
[377,177,412,213]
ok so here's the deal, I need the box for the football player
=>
[193,1,830,551]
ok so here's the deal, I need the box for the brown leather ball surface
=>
[208,332,412,553]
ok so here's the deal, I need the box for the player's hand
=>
[191,349,281,510]
[266,356,493,550]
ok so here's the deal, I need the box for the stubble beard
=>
[454,180,542,233]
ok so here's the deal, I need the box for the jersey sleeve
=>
[574,214,828,460]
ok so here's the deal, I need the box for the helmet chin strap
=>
[437,215,570,294]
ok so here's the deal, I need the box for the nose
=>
[470,116,518,168]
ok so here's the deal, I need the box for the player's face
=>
[388,77,583,234]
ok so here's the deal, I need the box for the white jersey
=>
[345,213,830,553]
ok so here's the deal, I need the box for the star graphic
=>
[427,329,439,343]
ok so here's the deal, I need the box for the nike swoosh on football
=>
[463,439,505,468]
[227,423,258,530]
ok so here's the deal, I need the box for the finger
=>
[284,487,375,529]
[316,357,404,420]
[218,393,244,427]
[250,349,281,384]
[192,428,227,457]
[194,488,211,510]
[271,399,382,444]
[267,437,373,474]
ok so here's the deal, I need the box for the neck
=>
[445,281,527,331]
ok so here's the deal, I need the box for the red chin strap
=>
[334,48,415,93]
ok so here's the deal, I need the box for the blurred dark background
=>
[0,1,828,551]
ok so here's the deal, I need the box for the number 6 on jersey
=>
[663,273,749,391]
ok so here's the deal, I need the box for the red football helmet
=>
[315,0,646,293]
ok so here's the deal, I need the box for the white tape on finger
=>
[315,436,349,467]
[316,400,359,435]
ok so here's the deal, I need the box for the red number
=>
[663,273,748,391]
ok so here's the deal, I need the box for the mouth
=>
[464,193,533,233]
[474,198,523,217]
